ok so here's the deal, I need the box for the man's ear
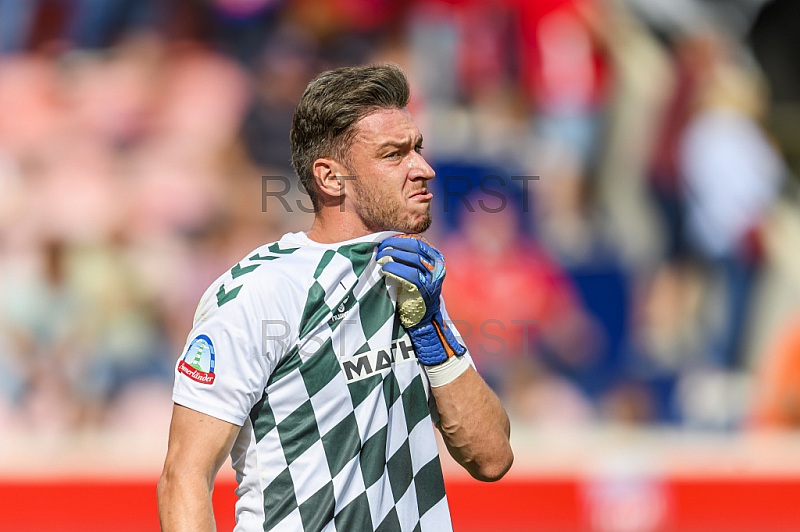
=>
[312,158,351,199]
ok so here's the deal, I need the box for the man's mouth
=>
[410,189,433,201]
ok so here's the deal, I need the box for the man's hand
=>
[377,234,466,366]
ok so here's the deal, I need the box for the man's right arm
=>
[157,404,241,532]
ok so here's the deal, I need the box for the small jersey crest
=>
[179,334,216,384]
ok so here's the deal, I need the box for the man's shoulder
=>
[191,234,326,323]
[232,232,338,279]
[192,231,399,319]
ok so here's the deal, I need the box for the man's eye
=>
[385,152,399,158]
[415,145,424,154]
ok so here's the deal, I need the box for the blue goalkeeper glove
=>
[376,234,466,365]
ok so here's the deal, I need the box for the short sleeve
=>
[172,278,285,426]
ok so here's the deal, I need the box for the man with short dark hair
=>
[158,65,513,532]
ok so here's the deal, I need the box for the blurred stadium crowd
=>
[1,0,800,435]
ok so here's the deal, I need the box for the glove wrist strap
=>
[424,355,470,387]
[408,312,466,365]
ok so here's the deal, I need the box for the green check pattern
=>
[249,241,451,532]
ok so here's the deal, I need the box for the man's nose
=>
[410,151,435,181]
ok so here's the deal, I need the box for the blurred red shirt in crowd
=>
[440,205,584,377]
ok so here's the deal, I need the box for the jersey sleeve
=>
[172,276,287,426]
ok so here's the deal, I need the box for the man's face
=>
[344,108,435,234]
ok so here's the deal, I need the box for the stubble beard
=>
[352,179,432,234]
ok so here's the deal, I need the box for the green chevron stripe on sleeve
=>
[232,262,260,279]
[268,243,300,255]
[249,253,279,261]
[216,283,242,306]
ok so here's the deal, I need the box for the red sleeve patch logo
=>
[179,334,216,384]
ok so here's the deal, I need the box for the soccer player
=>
[157,65,513,532]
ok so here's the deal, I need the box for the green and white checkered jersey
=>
[173,231,469,532]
